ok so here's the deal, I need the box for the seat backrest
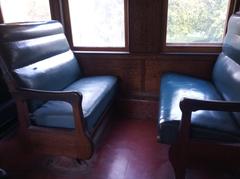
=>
[212,14,240,119]
[0,21,81,91]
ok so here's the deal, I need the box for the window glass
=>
[167,0,230,44]
[1,0,51,23]
[68,0,125,48]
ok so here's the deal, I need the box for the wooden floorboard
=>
[0,118,239,179]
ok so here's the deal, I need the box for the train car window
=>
[0,0,51,23]
[66,0,128,51]
[163,0,235,53]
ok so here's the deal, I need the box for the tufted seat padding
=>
[0,21,81,91]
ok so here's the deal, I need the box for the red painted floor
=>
[0,118,239,179]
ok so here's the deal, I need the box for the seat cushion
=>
[31,75,117,133]
[158,73,240,144]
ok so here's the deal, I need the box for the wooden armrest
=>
[13,87,82,104]
[13,88,86,135]
[180,98,240,112]
[178,98,240,144]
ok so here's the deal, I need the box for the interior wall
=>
[74,0,219,118]
[75,54,216,99]
[75,53,216,119]
[0,0,220,120]
[75,0,218,97]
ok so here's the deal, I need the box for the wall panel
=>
[129,0,162,53]
[75,54,143,97]
[144,55,216,96]
[76,53,217,99]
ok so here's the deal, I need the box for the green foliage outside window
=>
[167,0,230,43]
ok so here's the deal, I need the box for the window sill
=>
[161,44,222,54]
[73,50,130,55]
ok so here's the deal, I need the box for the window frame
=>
[0,6,3,23]
[61,0,129,52]
[160,0,240,53]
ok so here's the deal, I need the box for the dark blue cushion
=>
[31,76,117,133]
[14,50,81,91]
[0,21,82,92]
[158,73,240,144]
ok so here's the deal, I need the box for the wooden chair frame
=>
[169,97,240,179]
[0,53,115,160]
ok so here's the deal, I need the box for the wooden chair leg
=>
[169,146,186,179]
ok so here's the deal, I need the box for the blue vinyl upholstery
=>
[0,21,81,91]
[158,73,240,144]
[32,76,117,133]
[0,21,118,133]
[158,14,240,144]
[213,15,240,123]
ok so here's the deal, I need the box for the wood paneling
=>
[75,53,143,96]
[76,53,218,119]
[129,0,162,53]
[49,0,63,22]
[117,98,159,120]
[76,53,217,99]
[144,54,217,95]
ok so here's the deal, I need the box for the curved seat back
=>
[213,14,240,121]
[0,21,81,92]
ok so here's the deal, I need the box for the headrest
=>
[223,14,240,64]
[0,20,63,42]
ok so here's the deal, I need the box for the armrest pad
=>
[14,88,86,135]
[13,87,82,104]
[178,98,240,143]
[180,98,240,112]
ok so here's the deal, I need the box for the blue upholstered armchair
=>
[0,21,118,160]
[158,14,240,178]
